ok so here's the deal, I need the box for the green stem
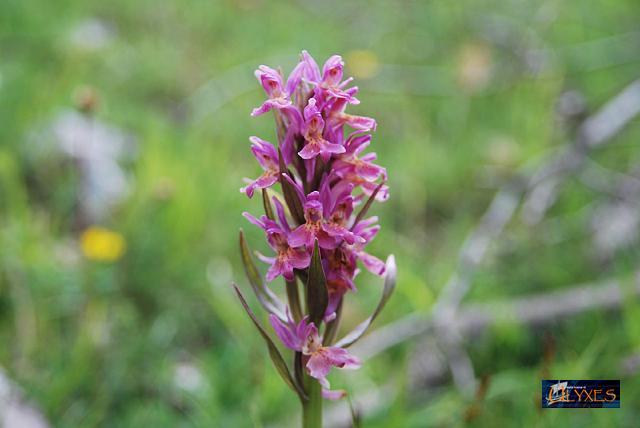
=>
[302,375,322,428]
[323,298,343,345]
[286,278,303,323]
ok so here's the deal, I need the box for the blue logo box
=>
[542,380,620,408]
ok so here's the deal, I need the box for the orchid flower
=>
[242,212,310,282]
[318,55,359,103]
[235,51,396,427]
[288,190,337,250]
[270,313,360,399]
[252,65,300,118]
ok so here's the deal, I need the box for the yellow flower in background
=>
[346,50,380,79]
[80,226,126,262]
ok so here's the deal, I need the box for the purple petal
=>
[288,225,311,248]
[249,136,278,169]
[306,346,361,382]
[279,104,304,128]
[288,248,311,269]
[343,114,376,131]
[358,251,386,276]
[298,317,315,344]
[299,142,321,160]
[324,311,337,323]
[255,251,275,265]
[272,197,291,233]
[322,222,355,244]
[362,181,389,201]
[269,313,304,351]
[345,133,371,154]
[254,173,278,189]
[306,352,334,381]
[317,230,339,249]
[321,141,346,155]
[255,65,284,97]
[251,101,274,117]
[242,212,266,230]
[286,62,304,96]
[251,99,294,117]
[266,259,284,282]
[322,55,344,86]
[282,264,296,281]
[303,97,320,120]
[240,181,258,198]
[300,50,321,83]
[325,291,342,320]
[322,388,347,400]
[323,347,361,370]
[356,162,385,181]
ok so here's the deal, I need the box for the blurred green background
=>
[1,0,640,426]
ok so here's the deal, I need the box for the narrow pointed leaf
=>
[239,230,286,321]
[232,284,307,400]
[348,396,362,428]
[334,255,397,348]
[295,268,308,286]
[261,189,275,221]
[351,180,385,230]
[278,148,305,225]
[306,240,328,327]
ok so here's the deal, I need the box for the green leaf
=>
[239,229,286,320]
[351,180,385,230]
[295,268,309,286]
[278,148,305,225]
[306,240,328,327]
[348,396,362,428]
[286,278,303,323]
[334,255,397,348]
[232,284,307,400]
[262,188,275,221]
[302,373,322,427]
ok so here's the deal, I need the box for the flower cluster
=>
[236,51,395,406]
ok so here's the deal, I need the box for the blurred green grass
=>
[1,0,640,426]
